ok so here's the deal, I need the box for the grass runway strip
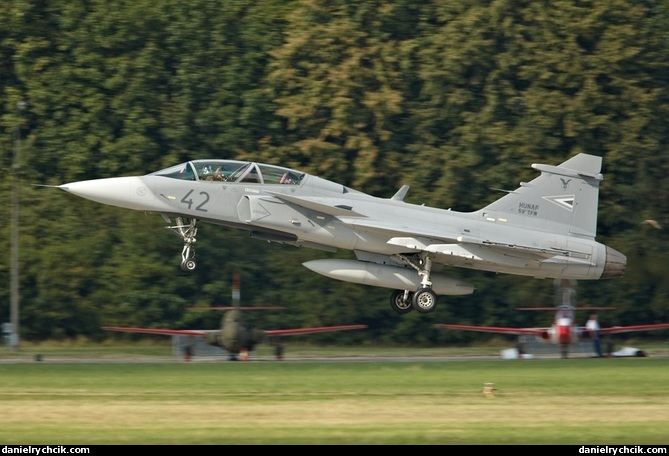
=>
[1,358,669,444]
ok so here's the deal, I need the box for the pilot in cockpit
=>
[280,172,297,184]
[200,165,227,181]
[200,165,212,180]
[212,167,225,181]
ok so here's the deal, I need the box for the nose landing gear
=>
[165,216,198,271]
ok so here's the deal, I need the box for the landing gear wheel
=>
[390,290,413,314]
[412,287,437,313]
[166,217,199,273]
[181,259,197,271]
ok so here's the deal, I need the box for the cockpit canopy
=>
[150,160,305,185]
[555,305,575,321]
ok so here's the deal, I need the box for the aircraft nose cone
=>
[600,246,627,279]
[59,176,153,211]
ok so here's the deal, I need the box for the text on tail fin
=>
[480,153,603,238]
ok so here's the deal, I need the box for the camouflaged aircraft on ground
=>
[103,275,366,361]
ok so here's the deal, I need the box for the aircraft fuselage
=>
[60,156,627,314]
[61,171,622,281]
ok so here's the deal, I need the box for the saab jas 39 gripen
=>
[59,153,627,314]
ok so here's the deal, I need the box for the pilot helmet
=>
[202,165,211,175]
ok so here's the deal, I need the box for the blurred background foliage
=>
[1,0,669,346]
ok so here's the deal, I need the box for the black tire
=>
[390,290,413,314]
[412,288,437,313]
[181,259,196,271]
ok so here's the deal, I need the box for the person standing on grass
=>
[586,313,603,357]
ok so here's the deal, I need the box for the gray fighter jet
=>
[59,153,626,314]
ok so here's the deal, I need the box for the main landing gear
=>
[166,216,198,271]
[389,253,438,314]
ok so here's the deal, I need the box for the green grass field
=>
[1,343,669,444]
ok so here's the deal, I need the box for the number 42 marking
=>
[181,189,210,212]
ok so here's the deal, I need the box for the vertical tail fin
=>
[232,273,241,307]
[480,153,603,238]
